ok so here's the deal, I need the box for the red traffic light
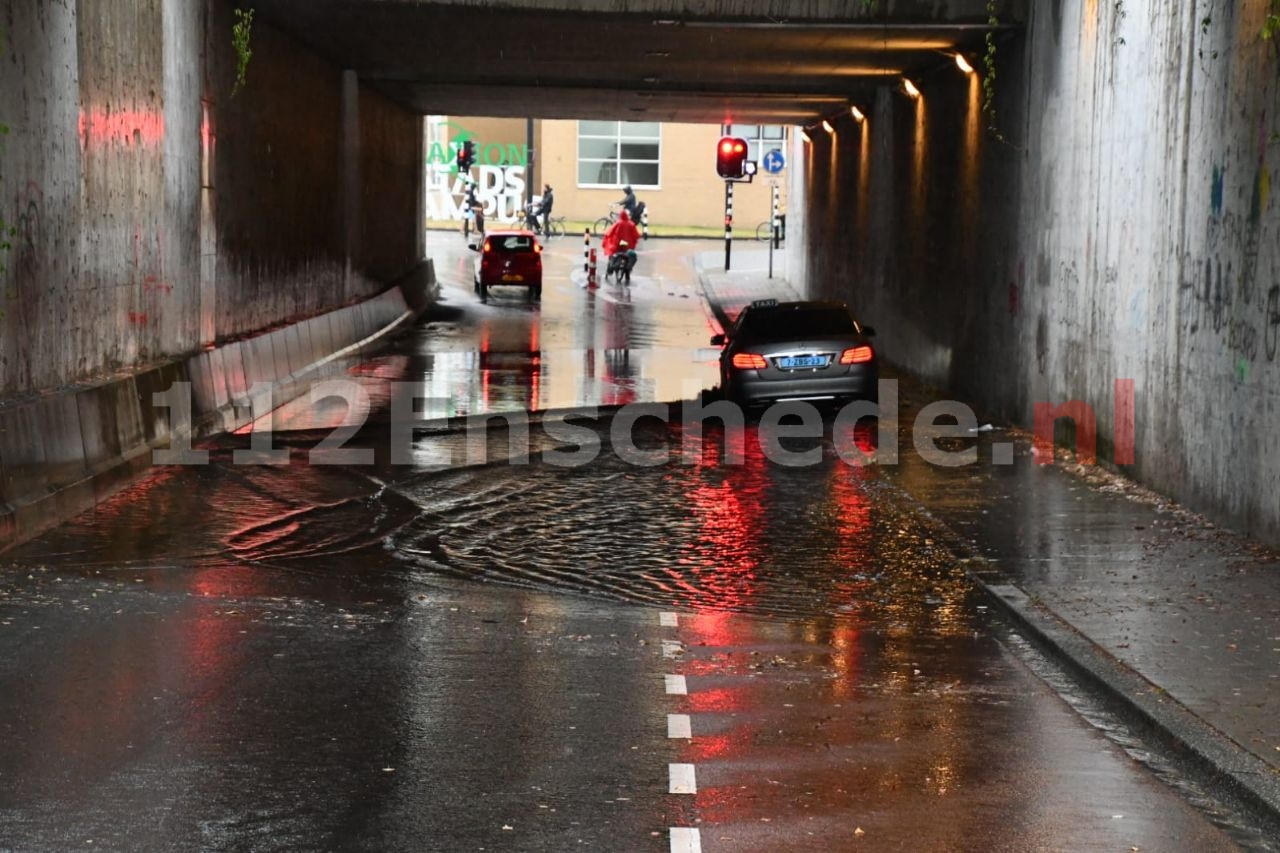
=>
[456,140,476,171]
[716,135,749,179]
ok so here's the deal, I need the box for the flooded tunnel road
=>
[0,239,1248,850]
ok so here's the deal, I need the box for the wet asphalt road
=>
[0,237,1258,850]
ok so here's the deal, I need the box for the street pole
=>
[768,182,779,279]
[526,117,535,209]
[724,180,734,271]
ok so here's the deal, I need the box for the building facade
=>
[426,116,791,233]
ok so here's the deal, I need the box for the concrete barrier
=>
[0,261,436,552]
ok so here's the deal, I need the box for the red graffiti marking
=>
[79,109,165,147]
[143,275,173,295]
[128,312,149,326]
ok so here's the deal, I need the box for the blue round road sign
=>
[762,149,785,174]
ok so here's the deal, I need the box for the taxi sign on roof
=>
[750,298,778,308]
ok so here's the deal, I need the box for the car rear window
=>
[488,236,535,252]
[740,307,856,340]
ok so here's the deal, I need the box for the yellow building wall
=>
[539,120,786,230]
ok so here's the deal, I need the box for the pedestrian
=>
[538,184,554,236]
[465,182,484,237]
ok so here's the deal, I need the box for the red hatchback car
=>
[471,230,543,303]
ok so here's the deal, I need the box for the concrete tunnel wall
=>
[795,0,1280,544]
[0,0,430,548]
[0,0,425,398]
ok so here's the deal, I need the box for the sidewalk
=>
[695,248,1280,827]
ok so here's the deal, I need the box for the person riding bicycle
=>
[617,185,640,221]
[601,210,640,282]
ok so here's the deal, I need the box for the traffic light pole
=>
[724,180,734,271]
[768,182,779,279]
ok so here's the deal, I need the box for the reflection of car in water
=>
[478,349,542,373]
[477,348,543,411]
[470,230,543,303]
[711,299,879,407]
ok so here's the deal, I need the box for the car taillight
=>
[840,345,874,364]
[732,353,768,370]
[534,243,542,253]
[482,239,491,253]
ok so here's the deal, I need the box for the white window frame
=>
[721,123,788,165]
[576,121,662,190]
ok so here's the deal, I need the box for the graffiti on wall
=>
[1178,153,1279,366]
[425,123,530,225]
[1179,134,1273,365]
[427,167,529,223]
[0,180,43,323]
[1178,250,1278,363]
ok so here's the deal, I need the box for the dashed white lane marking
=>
[662,611,697,853]
[670,827,702,853]
[669,763,697,794]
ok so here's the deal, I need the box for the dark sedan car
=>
[711,299,878,407]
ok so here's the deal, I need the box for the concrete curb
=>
[0,260,437,553]
[984,577,1280,830]
[691,253,732,332]
[692,250,797,331]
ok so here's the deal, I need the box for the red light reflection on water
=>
[832,419,879,463]
[829,462,872,572]
[528,323,541,411]
[829,622,862,698]
[686,732,735,761]
[678,609,757,650]
[175,565,272,737]
[684,686,746,715]
[676,426,772,611]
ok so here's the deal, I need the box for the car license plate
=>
[502,274,524,282]
[777,355,827,369]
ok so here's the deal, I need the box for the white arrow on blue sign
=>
[762,149,786,174]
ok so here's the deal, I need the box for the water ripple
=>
[390,430,974,626]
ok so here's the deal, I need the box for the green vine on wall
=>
[231,8,254,96]
[983,0,1006,143]
[1263,0,1280,48]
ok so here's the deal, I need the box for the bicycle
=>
[756,220,784,242]
[520,206,567,238]
[593,203,623,236]
[593,201,646,236]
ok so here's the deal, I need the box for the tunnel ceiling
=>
[252,1,1019,125]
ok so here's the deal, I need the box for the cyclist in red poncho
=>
[601,210,640,283]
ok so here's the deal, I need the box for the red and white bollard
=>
[588,247,598,289]
[583,229,590,275]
